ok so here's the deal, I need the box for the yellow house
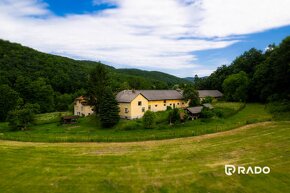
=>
[74,90,223,119]
[116,90,188,119]
[74,96,94,116]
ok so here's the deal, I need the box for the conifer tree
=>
[99,87,120,128]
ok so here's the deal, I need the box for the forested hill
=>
[0,39,190,119]
[117,69,190,85]
[0,39,190,91]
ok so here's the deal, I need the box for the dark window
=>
[182,102,184,105]
[155,105,158,107]
[138,101,142,106]
[177,103,179,105]
[148,105,151,110]
[142,107,145,112]
[164,104,166,106]
[163,100,166,103]
[170,104,172,106]
[125,108,129,113]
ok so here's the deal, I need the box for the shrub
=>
[200,107,214,119]
[143,111,156,129]
[168,108,180,124]
[202,96,213,104]
[213,109,224,118]
[7,103,40,131]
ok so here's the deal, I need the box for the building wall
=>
[119,102,132,119]
[148,99,188,112]
[129,94,149,119]
[74,101,94,116]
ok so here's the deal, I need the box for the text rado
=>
[225,165,270,176]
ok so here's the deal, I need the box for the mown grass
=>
[0,121,289,193]
[0,103,272,142]
[34,111,72,125]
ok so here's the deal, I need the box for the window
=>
[142,107,145,112]
[163,100,166,103]
[164,104,166,106]
[177,103,179,105]
[125,108,129,113]
[155,105,158,107]
[170,104,172,106]
[182,102,184,105]
[148,105,151,110]
[138,101,142,106]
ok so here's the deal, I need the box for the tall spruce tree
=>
[99,87,120,128]
[87,64,110,115]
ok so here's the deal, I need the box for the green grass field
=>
[0,121,289,193]
[0,103,272,142]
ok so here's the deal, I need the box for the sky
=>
[0,0,290,77]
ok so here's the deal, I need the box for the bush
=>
[179,110,188,123]
[202,96,213,104]
[7,103,40,131]
[200,108,214,119]
[143,111,156,129]
[168,108,180,124]
[266,100,290,113]
[213,109,224,118]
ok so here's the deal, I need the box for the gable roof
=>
[116,90,183,103]
[198,90,223,98]
[187,106,203,114]
[116,90,142,103]
[139,90,183,101]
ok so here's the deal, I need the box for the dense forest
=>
[194,36,290,103]
[0,39,191,121]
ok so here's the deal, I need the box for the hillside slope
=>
[0,39,190,92]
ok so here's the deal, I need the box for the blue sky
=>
[0,0,290,77]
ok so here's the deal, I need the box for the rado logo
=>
[225,165,270,176]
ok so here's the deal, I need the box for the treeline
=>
[194,36,290,102]
[0,39,190,121]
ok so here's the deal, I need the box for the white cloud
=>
[0,0,290,76]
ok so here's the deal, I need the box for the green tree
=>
[99,88,120,128]
[201,96,213,104]
[143,111,156,129]
[87,65,110,115]
[7,101,40,130]
[222,71,250,101]
[29,78,55,112]
[0,85,20,121]
[55,93,73,111]
[168,108,180,124]
[183,85,200,107]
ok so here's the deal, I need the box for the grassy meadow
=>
[0,121,289,193]
[0,103,273,142]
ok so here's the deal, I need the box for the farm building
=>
[74,89,222,119]
[74,96,94,116]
